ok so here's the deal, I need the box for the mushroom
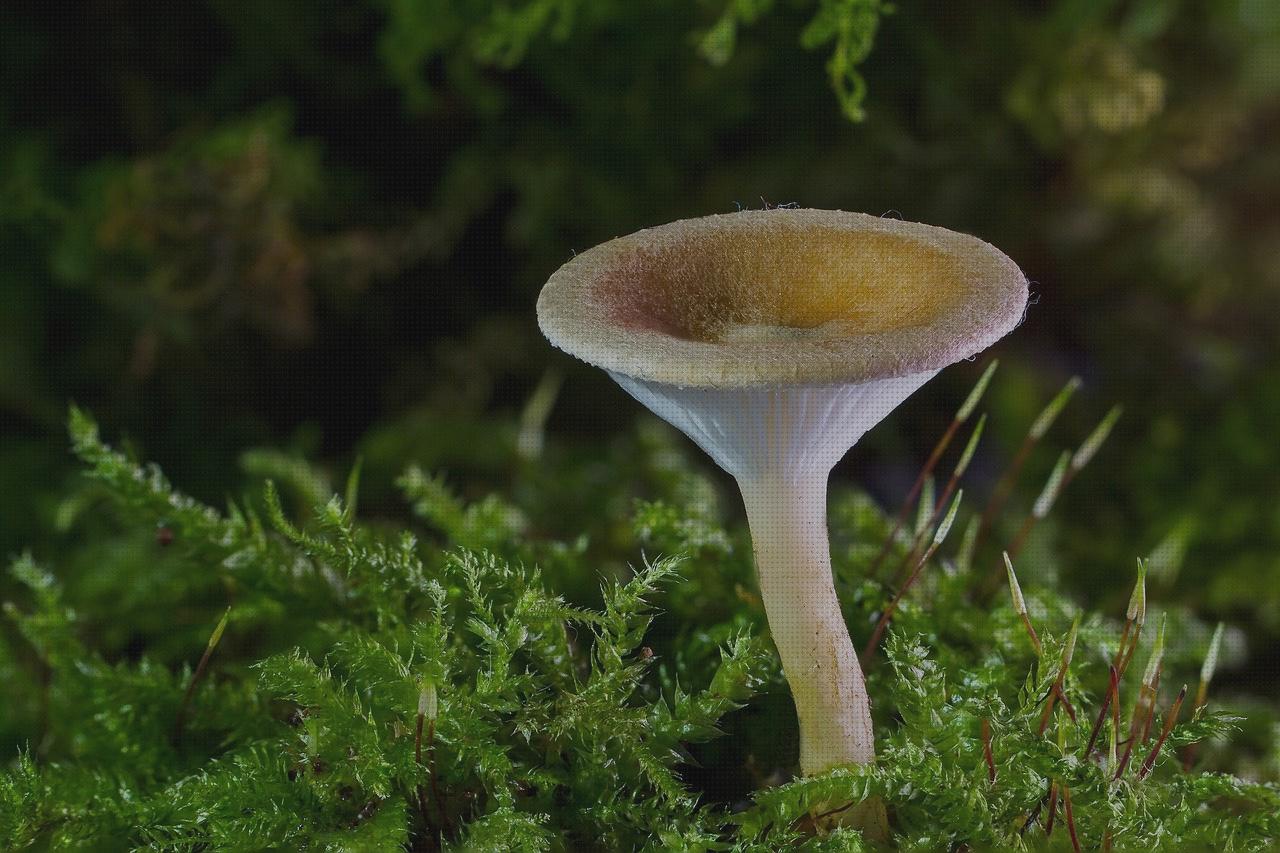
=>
[537,208,1027,811]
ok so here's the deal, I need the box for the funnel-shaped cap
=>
[537,208,1028,389]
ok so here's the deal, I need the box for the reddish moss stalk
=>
[1038,691,1059,736]
[1112,620,1132,670]
[982,449,1071,595]
[1114,702,1144,777]
[1139,684,1188,780]
[1020,798,1044,834]
[173,606,232,742]
[862,492,961,665]
[868,425,959,579]
[1117,625,1143,678]
[1038,618,1079,736]
[415,682,445,833]
[1056,687,1078,722]
[982,403,1120,599]
[861,542,940,665]
[1183,623,1224,771]
[1063,784,1082,853]
[869,362,996,579]
[1116,670,1161,780]
[889,416,985,588]
[1004,553,1041,655]
[974,376,1081,556]
[889,472,959,587]
[1117,609,1164,778]
[1004,555,1075,720]
[1021,612,1042,654]
[1114,560,1146,678]
[1139,666,1163,745]
[981,717,996,784]
[1084,665,1120,759]
[1111,681,1122,760]
[1044,780,1059,837]
[1003,514,1037,564]
[975,437,1035,554]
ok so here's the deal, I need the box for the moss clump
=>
[1,401,1276,851]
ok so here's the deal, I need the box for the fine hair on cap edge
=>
[537,208,1029,389]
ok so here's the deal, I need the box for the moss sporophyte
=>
[536,208,1028,833]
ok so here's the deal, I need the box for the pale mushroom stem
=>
[739,472,875,771]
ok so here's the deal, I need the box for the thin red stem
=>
[1139,685,1187,780]
[1117,624,1144,679]
[1182,682,1210,772]
[1038,687,1058,736]
[974,436,1035,554]
[889,472,961,588]
[1038,652,1076,736]
[1020,799,1043,835]
[415,709,446,834]
[1116,675,1160,779]
[1139,667,1163,744]
[868,419,960,578]
[979,512,1037,598]
[1044,780,1059,837]
[981,718,996,784]
[1063,785,1082,853]
[174,607,231,742]
[1020,612,1042,656]
[428,720,444,824]
[1084,665,1120,759]
[1005,514,1036,563]
[862,540,941,665]
[1056,687,1077,722]
[1112,620,1132,671]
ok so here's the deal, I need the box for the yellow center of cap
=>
[599,226,966,343]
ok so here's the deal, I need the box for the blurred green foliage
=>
[2,0,1280,844]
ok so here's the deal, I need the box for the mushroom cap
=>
[537,208,1028,388]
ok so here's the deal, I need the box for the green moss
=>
[1,405,1276,850]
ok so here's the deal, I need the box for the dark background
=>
[2,1,1278,695]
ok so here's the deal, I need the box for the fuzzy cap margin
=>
[536,208,1028,388]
